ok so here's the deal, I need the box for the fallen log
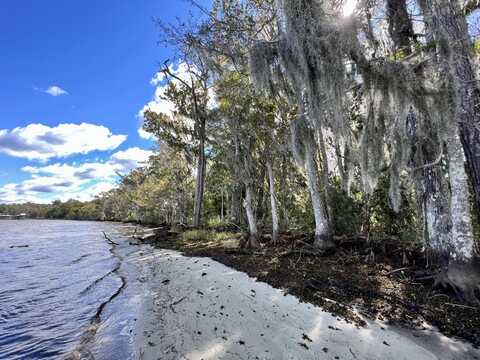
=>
[143,226,167,232]
[138,233,157,242]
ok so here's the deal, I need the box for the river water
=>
[0,220,150,360]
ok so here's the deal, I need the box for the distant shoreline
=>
[0,214,27,220]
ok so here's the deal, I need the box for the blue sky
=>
[1,1,478,204]
[0,0,204,203]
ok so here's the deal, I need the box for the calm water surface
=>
[0,220,149,359]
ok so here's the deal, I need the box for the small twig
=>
[385,267,410,276]
[444,302,479,310]
[349,348,359,360]
[410,149,443,172]
[427,293,449,301]
[294,248,303,267]
[102,231,119,246]
[169,296,187,313]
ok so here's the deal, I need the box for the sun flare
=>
[342,0,357,16]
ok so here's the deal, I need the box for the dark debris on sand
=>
[148,229,480,347]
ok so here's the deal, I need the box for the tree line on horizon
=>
[0,200,104,221]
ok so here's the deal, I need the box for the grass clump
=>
[181,229,240,243]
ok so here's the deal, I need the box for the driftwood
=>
[102,231,119,246]
[142,226,167,233]
[132,226,170,241]
[9,244,29,249]
[137,233,157,242]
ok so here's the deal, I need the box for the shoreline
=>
[3,221,479,359]
[9,220,479,349]
[130,248,479,359]
[141,229,480,348]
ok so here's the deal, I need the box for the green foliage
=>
[0,199,103,221]
[473,39,480,58]
[181,229,211,241]
[329,183,363,237]
[0,202,50,218]
[181,229,240,242]
[100,146,194,225]
[388,47,410,61]
[367,175,421,245]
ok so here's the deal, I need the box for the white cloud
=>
[140,83,177,117]
[110,146,152,163]
[73,182,117,202]
[45,85,69,96]
[138,62,200,140]
[138,127,155,140]
[0,123,127,161]
[149,62,194,86]
[0,147,153,204]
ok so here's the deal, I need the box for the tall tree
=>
[144,61,211,227]
[421,0,480,224]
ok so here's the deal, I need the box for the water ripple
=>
[0,220,127,359]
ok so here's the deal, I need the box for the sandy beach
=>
[129,249,479,360]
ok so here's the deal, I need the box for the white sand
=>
[131,249,479,360]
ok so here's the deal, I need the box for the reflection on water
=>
[0,220,142,359]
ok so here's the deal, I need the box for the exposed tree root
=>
[432,260,480,305]
[240,234,259,249]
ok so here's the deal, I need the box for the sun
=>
[342,0,357,16]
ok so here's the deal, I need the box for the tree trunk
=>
[221,189,224,221]
[230,134,244,225]
[317,126,332,221]
[427,0,480,223]
[305,143,334,250]
[279,155,290,231]
[243,183,259,248]
[230,186,243,223]
[256,166,267,223]
[414,3,480,302]
[419,166,452,261]
[193,120,206,228]
[446,128,475,261]
[266,158,280,245]
[407,110,452,263]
